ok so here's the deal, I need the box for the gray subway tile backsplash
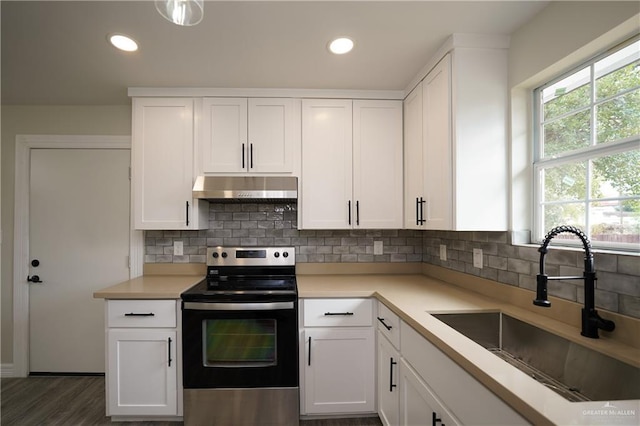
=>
[143,203,640,319]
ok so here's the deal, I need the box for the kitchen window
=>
[533,36,640,251]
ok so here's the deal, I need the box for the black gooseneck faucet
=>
[534,225,615,338]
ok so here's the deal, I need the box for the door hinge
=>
[126,255,131,269]
[128,167,132,180]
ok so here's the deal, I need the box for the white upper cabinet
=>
[199,97,299,174]
[403,83,425,229]
[301,99,403,229]
[403,42,509,231]
[132,97,207,230]
[301,99,354,229]
[353,100,403,229]
[422,55,453,230]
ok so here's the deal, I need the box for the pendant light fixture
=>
[155,0,204,26]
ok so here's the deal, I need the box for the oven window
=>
[202,319,277,367]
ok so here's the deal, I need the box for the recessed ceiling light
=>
[108,34,138,52]
[329,37,354,55]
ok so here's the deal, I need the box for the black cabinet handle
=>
[377,317,392,330]
[308,336,312,366]
[419,197,426,225]
[185,201,190,227]
[250,143,254,169]
[416,197,420,226]
[390,357,397,392]
[432,412,443,426]
[348,200,351,225]
[242,143,246,169]
[324,312,354,316]
[124,312,155,317]
[168,337,172,367]
[356,201,360,226]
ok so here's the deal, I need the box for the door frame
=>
[12,134,143,377]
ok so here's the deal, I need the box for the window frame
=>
[532,35,640,252]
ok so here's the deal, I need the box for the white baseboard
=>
[1,363,15,377]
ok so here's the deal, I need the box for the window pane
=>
[596,89,640,144]
[542,67,591,121]
[543,162,587,202]
[596,60,640,100]
[590,199,640,244]
[592,150,640,198]
[543,109,591,156]
[543,203,586,232]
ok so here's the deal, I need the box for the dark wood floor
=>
[1,376,382,426]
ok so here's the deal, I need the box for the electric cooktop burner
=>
[181,247,297,302]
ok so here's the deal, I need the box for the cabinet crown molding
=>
[128,87,404,100]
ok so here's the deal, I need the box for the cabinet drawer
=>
[303,298,373,327]
[107,300,176,328]
[377,302,400,349]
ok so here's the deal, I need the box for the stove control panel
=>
[207,247,295,267]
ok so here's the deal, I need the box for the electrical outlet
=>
[374,241,383,255]
[473,248,483,269]
[174,241,184,256]
[439,244,447,261]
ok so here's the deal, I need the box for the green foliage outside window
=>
[538,43,640,246]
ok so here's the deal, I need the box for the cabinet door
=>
[378,332,400,426]
[403,84,425,229]
[353,100,403,229]
[399,359,459,426]
[303,327,375,414]
[133,98,203,229]
[423,54,452,230]
[248,98,295,173]
[107,329,177,416]
[200,98,248,173]
[301,99,353,229]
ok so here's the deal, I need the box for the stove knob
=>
[221,252,228,258]
[212,252,219,258]
[283,251,289,258]
[274,252,280,258]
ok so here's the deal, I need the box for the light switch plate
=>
[473,248,483,269]
[374,241,383,255]
[439,244,447,261]
[174,241,184,256]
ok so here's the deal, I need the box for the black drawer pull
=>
[308,336,312,366]
[377,316,392,330]
[324,312,354,316]
[124,312,155,317]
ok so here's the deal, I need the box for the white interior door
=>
[28,148,130,373]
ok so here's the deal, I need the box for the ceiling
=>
[1,1,550,106]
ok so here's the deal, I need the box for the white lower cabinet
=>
[300,298,376,415]
[399,358,459,426]
[374,302,529,426]
[107,329,177,416]
[377,331,400,426]
[400,321,529,425]
[105,300,181,418]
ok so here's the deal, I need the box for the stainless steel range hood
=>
[193,176,297,202]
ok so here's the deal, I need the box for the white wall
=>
[507,1,639,237]
[1,105,131,367]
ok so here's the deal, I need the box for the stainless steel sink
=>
[432,312,640,402]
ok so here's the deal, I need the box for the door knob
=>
[27,275,42,283]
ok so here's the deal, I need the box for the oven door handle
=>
[183,301,295,311]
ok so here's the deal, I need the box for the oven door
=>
[182,300,298,389]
